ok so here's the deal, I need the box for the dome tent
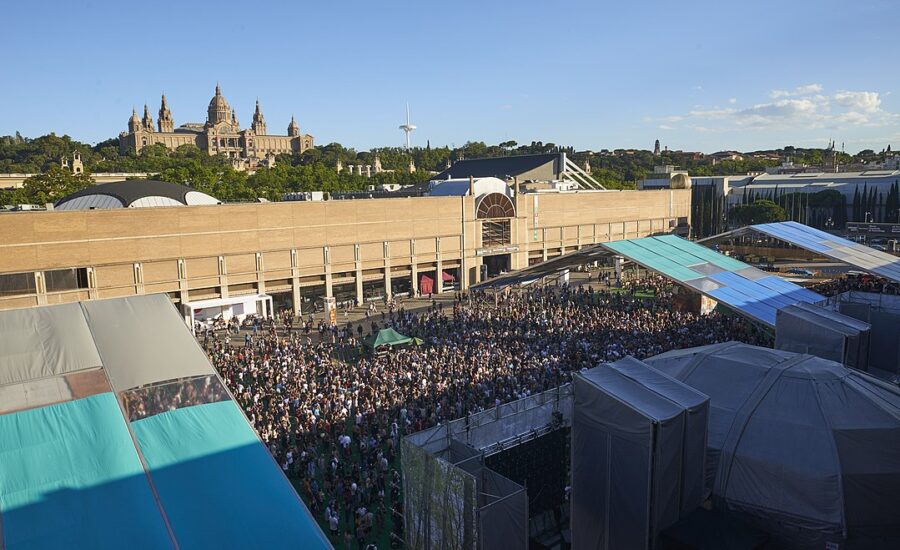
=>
[644,342,900,549]
[54,180,220,211]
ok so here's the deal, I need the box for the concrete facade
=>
[0,189,690,316]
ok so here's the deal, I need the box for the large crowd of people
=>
[121,374,230,421]
[202,279,769,549]
[813,273,900,297]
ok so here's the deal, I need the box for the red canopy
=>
[441,271,455,282]
[419,274,433,294]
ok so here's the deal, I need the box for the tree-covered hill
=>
[1,132,890,205]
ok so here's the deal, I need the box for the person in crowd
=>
[813,274,899,297]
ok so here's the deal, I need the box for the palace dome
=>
[207,84,232,125]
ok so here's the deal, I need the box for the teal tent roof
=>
[600,234,824,326]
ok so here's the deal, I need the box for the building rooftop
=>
[431,153,559,181]
[55,180,220,210]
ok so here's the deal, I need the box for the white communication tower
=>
[399,104,416,150]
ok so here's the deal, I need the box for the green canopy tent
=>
[365,327,413,349]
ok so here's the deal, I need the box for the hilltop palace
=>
[119,85,314,169]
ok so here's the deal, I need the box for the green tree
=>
[23,165,94,204]
[729,199,786,226]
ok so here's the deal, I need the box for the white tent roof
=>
[81,295,215,391]
[428,177,512,198]
[0,302,101,387]
[183,293,271,310]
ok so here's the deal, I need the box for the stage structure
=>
[776,301,871,371]
[825,291,900,376]
[403,385,572,550]
[571,359,709,550]
[645,341,900,548]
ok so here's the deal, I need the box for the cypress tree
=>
[889,182,896,222]
[890,181,900,222]
[869,187,877,220]
[862,183,868,220]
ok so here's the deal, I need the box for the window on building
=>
[476,193,516,219]
[45,268,89,293]
[482,220,511,247]
[0,272,36,297]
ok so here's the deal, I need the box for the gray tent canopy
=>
[81,295,215,391]
[0,302,102,387]
[572,362,706,550]
[775,301,871,370]
[605,356,710,514]
[645,341,900,549]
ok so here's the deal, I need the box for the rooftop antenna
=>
[399,103,416,150]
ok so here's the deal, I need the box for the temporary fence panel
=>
[402,438,478,550]
[406,385,573,456]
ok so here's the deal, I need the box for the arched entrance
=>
[476,193,516,278]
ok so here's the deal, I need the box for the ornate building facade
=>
[119,85,314,168]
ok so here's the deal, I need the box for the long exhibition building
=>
[0,183,690,319]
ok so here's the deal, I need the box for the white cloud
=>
[656,85,895,132]
[769,83,823,99]
[833,91,880,113]
[737,98,820,125]
[658,124,674,131]
[686,108,736,119]
[835,111,870,125]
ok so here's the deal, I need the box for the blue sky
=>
[3,0,899,153]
